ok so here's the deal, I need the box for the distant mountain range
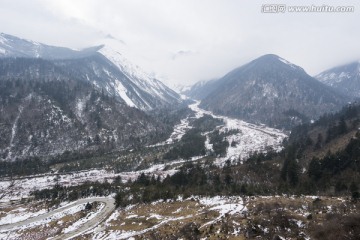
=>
[1,32,357,160]
[186,54,350,129]
[315,60,360,99]
[181,79,221,100]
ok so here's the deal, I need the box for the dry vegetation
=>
[2,195,359,239]
[77,195,360,240]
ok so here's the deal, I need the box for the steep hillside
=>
[315,60,360,99]
[287,102,360,161]
[198,54,348,129]
[0,58,170,161]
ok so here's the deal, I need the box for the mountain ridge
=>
[0,33,181,111]
[315,60,360,99]
[0,33,184,161]
[191,54,349,129]
[0,57,173,161]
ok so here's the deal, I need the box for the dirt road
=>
[0,197,115,239]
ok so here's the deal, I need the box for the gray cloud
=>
[172,50,197,60]
[0,0,359,86]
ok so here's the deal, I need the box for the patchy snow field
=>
[80,195,248,239]
[189,102,287,164]
[83,195,354,240]
[0,165,175,201]
[0,207,47,225]
[152,102,287,165]
[0,155,208,201]
[0,102,286,201]
[1,193,356,240]
[0,199,107,240]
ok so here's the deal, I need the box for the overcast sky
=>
[1,0,360,86]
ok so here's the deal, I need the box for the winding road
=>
[0,197,115,240]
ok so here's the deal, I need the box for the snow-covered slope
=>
[0,57,174,161]
[315,61,360,99]
[98,46,181,110]
[190,102,286,164]
[153,101,287,165]
[0,33,181,111]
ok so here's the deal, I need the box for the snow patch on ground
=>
[0,203,84,232]
[105,211,119,225]
[151,101,286,165]
[63,203,104,233]
[195,195,247,229]
[114,80,136,107]
[165,118,191,144]
[0,158,190,200]
[198,196,246,216]
[75,97,86,120]
[189,102,287,165]
[7,105,24,160]
[0,208,47,225]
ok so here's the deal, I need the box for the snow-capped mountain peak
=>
[97,45,181,110]
[315,60,360,98]
[0,33,182,110]
[0,32,92,59]
[278,56,300,70]
[249,54,304,72]
[99,45,151,84]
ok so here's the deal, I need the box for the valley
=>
[0,101,286,201]
[0,99,291,239]
[1,99,360,239]
[0,32,360,240]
